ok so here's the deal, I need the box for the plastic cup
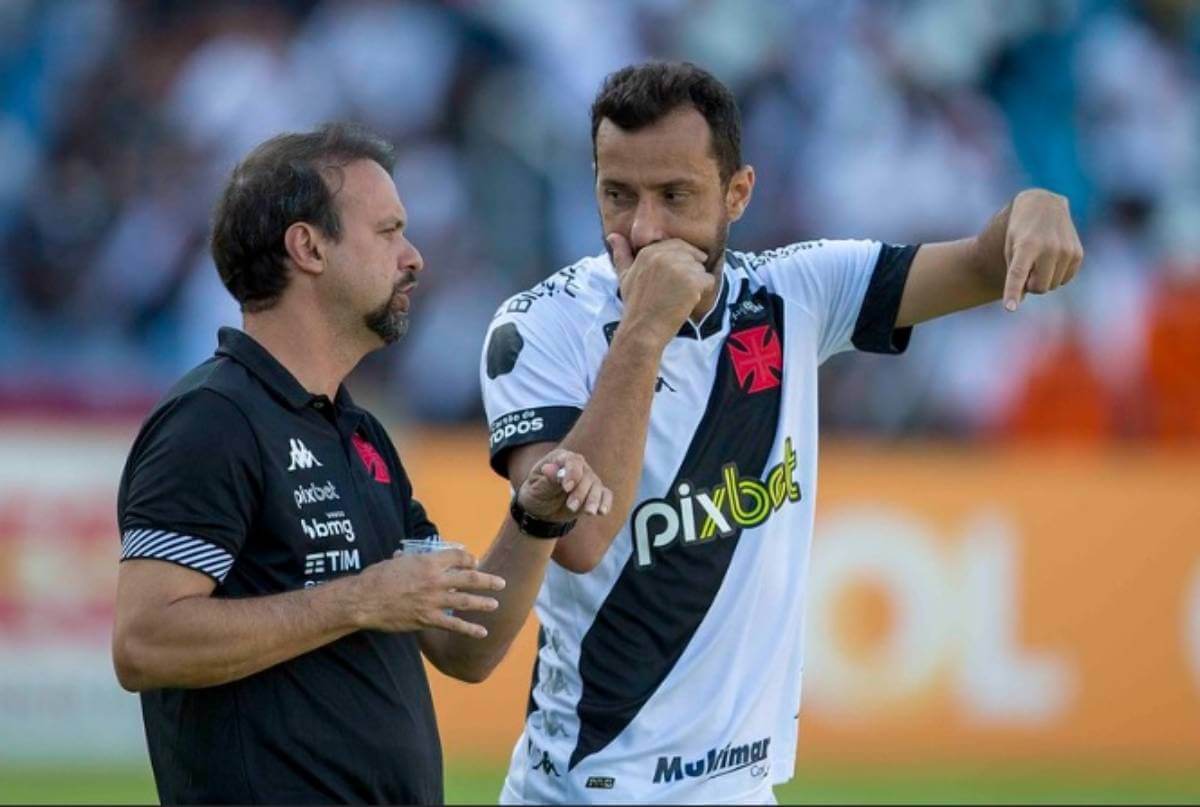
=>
[397,537,465,556]
[396,538,467,615]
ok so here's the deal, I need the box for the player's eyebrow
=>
[655,179,697,192]
[600,177,697,192]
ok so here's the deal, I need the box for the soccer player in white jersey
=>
[480,62,1083,805]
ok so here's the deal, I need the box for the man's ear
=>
[725,165,755,223]
[283,222,326,277]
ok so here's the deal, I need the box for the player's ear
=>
[284,222,326,277]
[725,165,755,223]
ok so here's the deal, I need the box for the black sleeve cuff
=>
[488,406,582,477]
[851,243,920,355]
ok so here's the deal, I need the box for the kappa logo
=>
[286,438,323,472]
[531,750,560,778]
[727,325,782,394]
[540,666,570,696]
[730,298,766,324]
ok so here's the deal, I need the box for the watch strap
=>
[510,496,576,539]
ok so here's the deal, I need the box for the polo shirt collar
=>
[215,327,351,412]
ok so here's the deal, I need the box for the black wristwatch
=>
[510,496,576,539]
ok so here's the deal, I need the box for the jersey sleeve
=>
[747,239,919,364]
[480,299,590,478]
[117,389,262,583]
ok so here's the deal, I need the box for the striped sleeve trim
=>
[120,528,236,583]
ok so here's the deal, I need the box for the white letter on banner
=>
[1186,560,1200,692]
[805,506,950,716]
[956,511,1074,724]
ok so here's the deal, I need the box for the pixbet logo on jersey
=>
[631,438,801,568]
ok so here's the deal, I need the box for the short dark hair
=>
[590,61,743,183]
[210,122,396,312]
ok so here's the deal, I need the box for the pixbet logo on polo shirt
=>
[294,481,340,509]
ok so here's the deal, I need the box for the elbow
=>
[552,520,619,575]
[435,654,499,685]
[553,543,606,575]
[112,630,155,692]
[449,664,495,685]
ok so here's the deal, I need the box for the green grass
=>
[2,760,1198,804]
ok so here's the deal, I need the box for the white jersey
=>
[481,240,917,804]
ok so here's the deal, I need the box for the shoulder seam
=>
[729,248,819,322]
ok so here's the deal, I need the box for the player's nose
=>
[398,236,424,276]
[629,199,667,252]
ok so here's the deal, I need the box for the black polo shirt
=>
[117,327,443,805]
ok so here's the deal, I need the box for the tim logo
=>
[287,439,322,472]
[352,433,391,483]
[726,325,782,394]
[304,548,360,576]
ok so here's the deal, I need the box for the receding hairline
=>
[315,157,401,220]
[593,105,728,179]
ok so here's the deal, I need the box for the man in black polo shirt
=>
[112,123,611,805]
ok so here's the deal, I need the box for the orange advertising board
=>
[400,432,1200,765]
[0,422,1196,767]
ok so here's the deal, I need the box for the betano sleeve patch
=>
[486,322,525,379]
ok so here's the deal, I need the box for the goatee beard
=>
[365,298,408,345]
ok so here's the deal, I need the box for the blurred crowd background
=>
[1,0,1198,440]
[2,4,1199,801]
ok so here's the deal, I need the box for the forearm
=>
[554,326,664,566]
[895,201,1012,327]
[114,576,363,691]
[420,518,554,682]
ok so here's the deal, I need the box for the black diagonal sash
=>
[569,287,786,770]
